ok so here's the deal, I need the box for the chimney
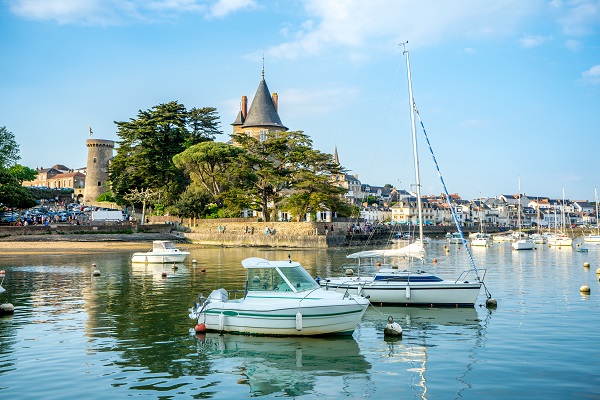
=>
[241,96,248,119]
[272,93,278,112]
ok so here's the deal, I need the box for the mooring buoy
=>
[584,262,590,268]
[92,270,101,276]
[345,268,354,276]
[384,316,402,337]
[580,284,591,294]
[0,303,15,314]
[486,298,498,308]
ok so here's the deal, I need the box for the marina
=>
[0,239,598,398]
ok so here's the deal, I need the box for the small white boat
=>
[446,232,463,244]
[547,234,573,247]
[530,233,546,244]
[131,240,190,263]
[471,233,492,247]
[189,257,369,336]
[512,238,535,250]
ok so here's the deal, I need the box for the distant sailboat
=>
[584,188,600,243]
[512,177,534,250]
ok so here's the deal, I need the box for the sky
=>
[1,0,599,202]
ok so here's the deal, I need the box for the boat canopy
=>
[153,241,177,251]
[243,257,320,293]
[346,242,425,260]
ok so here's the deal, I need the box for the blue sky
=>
[1,0,599,201]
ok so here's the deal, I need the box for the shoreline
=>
[0,232,189,254]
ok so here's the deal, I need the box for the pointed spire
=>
[262,54,265,80]
[334,145,339,165]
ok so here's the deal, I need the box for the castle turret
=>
[83,138,114,203]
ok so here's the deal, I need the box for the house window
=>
[318,211,327,221]
[97,181,102,187]
[93,157,97,164]
[259,130,268,142]
[281,212,289,221]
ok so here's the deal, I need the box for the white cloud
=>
[263,0,537,60]
[518,35,552,48]
[7,0,246,25]
[554,0,600,36]
[564,39,581,51]
[208,0,255,19]
[582,64,600,84]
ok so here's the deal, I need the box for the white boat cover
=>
[346,242,425,260]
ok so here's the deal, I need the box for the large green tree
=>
[109,101,222,208]
[0,126,20,169]
[231,130,348,221]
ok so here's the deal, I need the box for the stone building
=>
[83,138,114,204]
[23,164,84,189]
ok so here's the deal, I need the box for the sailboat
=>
[318,46,487,307]
[511,178,534,250]
[547,189,573,247]
[584,188,600,243]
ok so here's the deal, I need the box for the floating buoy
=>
[192,259,197,265]
[345,268,354,276]
[486,298,498,309]
[92,263,96,267]
[0,303,15,315]
[194,323,206,333]
[445,248,450,253]
[201,267,206,273]
[580,284,591,294]
[584,262,590,268]
[0,270,5,277]
[596,268,600,275]
[433,258,437,264]
[92,270,101,276]
[161,271,167,277]
[384,316,402,337]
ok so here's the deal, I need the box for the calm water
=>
[1,240,599,399]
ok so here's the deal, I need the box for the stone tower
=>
[83,138,114,204]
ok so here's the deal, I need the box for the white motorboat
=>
[131,240,190,263]
[547,234,573,247]
[530,233,546,244]
[471,233,492,247]
[446,232,463,244]
[189,257,369,336]
[512,238,535,250]
[319,47,488,307]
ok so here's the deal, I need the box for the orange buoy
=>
[161,271,167,277]
[433,258,437,263]
[0,270,5,277]
[201,267,206,272]
[195,323,206,333]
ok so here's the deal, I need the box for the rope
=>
[413,105,480,279]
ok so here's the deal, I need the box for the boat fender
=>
[384,316,402,337]
[405,285,410,299]
[218,313,225,331]
[296,310,303,331]
[194,323,206,333]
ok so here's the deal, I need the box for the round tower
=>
[83,138,115,204]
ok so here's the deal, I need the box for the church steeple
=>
[334,145,340,165]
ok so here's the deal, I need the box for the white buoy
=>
[0,303,15,315]
[486,298,498,308]
[384,316,402,337]
[92,270,101,276]
[345,268,354,276]
[580,284,591,294]
[596,268,600,275]
[584,262,590,268]
[192,259,197,265]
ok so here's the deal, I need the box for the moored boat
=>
[131,240,190,263]
[189,257,369,336]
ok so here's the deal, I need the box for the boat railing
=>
[455,268,487,284]
[227,290,246,300]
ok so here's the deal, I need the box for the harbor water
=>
[0,239,599,399]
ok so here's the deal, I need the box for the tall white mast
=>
[403,44,424,243]
[595,188,599,235]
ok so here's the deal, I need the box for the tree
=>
[0,169,36,209]
[109,101,223,208]
[172,141,248,206]
[7,164,37,184]
[123,187,162,224]
[0,126,20,169]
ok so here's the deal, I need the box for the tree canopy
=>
[109,101,222,207]
[0,126,20,169]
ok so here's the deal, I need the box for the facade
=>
[23,164,84,189]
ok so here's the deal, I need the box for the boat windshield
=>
[246,266,319,293]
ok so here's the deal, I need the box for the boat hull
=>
[131,252,189,263]
[512,240,535,250]
[320,278,481,306]
[198,297,368,336]
[584,235,600,243]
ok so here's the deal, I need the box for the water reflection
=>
[194,333,373,397]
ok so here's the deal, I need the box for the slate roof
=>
[241,79,287,129]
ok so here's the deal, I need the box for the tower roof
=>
[242,78,287,129]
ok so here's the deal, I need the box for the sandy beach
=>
[0,233,189,255]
